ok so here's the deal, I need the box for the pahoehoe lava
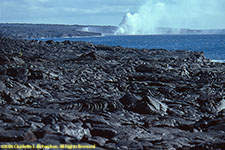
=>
[0,37,225,149]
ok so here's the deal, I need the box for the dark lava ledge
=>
[0,37,225,150]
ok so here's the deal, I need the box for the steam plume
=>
[116,0,225,35]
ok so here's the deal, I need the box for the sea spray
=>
[115,0,225,35]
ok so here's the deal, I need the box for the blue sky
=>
[0,0,224,29]
[0,0,142,25]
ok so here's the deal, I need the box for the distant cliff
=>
[0,23,117,39]
[155,27,225,35]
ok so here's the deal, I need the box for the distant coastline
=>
[1,23,225,39]
[0,23,117,39]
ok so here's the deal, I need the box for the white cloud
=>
[0,0,141,25]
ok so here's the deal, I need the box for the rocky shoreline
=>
[0,37,225,149]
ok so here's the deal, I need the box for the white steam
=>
[116,0,225,35]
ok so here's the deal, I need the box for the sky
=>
[0,0,225,30]
[0,0,142,25]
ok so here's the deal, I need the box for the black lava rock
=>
[0,36,225,149]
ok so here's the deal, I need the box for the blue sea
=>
[40,34,225,62]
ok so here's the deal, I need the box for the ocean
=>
[39,34,225,62]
